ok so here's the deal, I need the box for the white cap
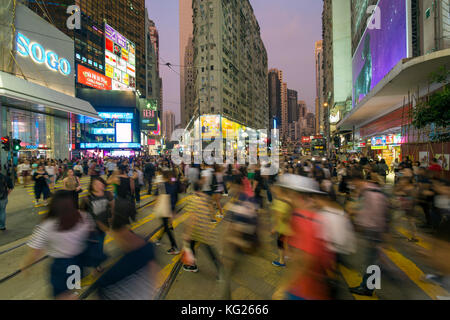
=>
[275,174,326,194]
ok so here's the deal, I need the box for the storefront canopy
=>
[338,49,450,130]
[0,71,100,120]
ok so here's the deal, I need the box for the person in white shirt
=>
[18,160,31,187]
[21,190,96,299]
[201,164,214,196]
[45,161,57,189]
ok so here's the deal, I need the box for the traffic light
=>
[1,136,10,151]
[12,139,22,151]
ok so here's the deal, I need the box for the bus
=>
[311,137,326,157]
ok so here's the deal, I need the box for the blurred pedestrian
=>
[0,171,13,231]
[21,191,96,299]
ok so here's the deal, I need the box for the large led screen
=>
[116,123,132,143]
[352,0,408,107]
[104,23,136,91]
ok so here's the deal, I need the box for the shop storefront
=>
[0,4,98,168]
[368,134,403,167]
[74,89,142,157]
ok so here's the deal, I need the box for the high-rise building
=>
[185,0,268,132]
[287,89,299,124]
[145,9,161,107]
[281,82,288,138]
[180,0,195,127]
[333,0,450,177]
[314,40,324,135]
[26,0,147,95]
[268,69,283,130]
[163,111,176,139]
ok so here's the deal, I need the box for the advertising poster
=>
[352,0,408,107]
[113,68,122,82]
[105,38,114,52]
[112,80,132,91]
[122,72,129,86]
[105,51,117,66]
[222,118,234,138]
[419,152,429,167]
[128,41,136,55]
[117,58,127,72]
[141,108,158,131]
[77,64,112,90]
[201,115,221,139]
[105,24,117,42]
[129,53,135,66]
[113,44,122,58]
[121,48,128,62]
[129,76,136,89]
[116,123,132,143]
[105,64,114,78]
[116,33,127,48]
[127,64,135,77]
[386,135,394,144]
[104,23,136,91]
[371,136,386,146]
[436,154,450,171]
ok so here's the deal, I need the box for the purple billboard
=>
[352,0,408,107]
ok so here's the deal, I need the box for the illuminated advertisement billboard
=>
[352,0,408,107]
[104,23,136,91]
[201,115,221,139]
[77,65,112,90]
[116,123,132,143]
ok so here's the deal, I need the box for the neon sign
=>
[16,32,71,76]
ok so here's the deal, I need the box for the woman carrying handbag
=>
[153,170,179,255]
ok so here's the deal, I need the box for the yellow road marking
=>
[79,195,192,290]
[338,264,379,300]
[394,226,431,250]
[382,246,450,300]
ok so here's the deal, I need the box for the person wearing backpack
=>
[0,171,14,231]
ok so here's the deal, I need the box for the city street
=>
[0,0,449,306]
[0,177,448,300]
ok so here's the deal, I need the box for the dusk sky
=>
[145,0,323,124]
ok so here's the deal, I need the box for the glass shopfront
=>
[5,107,69,160]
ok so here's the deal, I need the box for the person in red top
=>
[272,174,334,300]
[429,158,442,173]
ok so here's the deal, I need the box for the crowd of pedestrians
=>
[0,150,447,300]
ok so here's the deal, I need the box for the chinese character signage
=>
[77,64,111,90]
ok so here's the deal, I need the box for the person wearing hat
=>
[270,185,293,267]
[272,174,334,300]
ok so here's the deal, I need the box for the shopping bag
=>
[153,194,172,218]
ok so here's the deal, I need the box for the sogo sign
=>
[16,32,71,76]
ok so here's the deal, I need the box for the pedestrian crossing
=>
[1,188,449,300]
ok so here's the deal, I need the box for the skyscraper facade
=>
[180,0,195,127]
[314,40,324,135]
[26,0,147,95]
[185,0,268,132]
[163,111,176,139]
[268,69,282,130]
